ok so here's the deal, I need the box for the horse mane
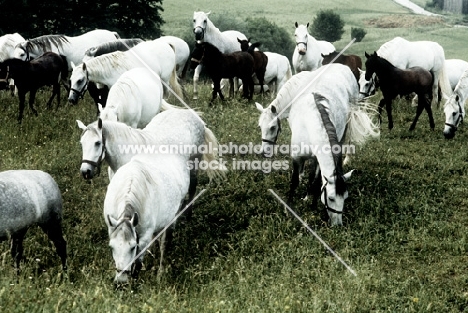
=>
[313,92,346,195]
[114,159,157,220]
[24,35,70,52]
[85,51,136,77]
[85,39,144,58]
[269,71,318,116]
[444,70,468,109]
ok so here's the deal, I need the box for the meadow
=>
[1,0,468,312]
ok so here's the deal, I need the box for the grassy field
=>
[1,0,468,312]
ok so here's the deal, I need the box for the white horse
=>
[256,64,379,226]
[192,11,248,99]
[0,33,25,93]
[157,36,190,79]
[77,109,224,219]
[292,22,335,74]
[104,153,189,283]
[443,69,468,139]
[376,36,452,107]
[99,67,171,128]
[68,39,183,103]
[14,29,120,70]
[0,170,67,270]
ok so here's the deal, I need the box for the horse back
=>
[0,170,62,238]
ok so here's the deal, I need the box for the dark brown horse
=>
[321,51,362,82]
[364,51,434,131]
[237,38,268,94]
[0,52,68,123]
[191,42,254,104]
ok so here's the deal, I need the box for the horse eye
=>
[328,197,335,202]
[95,141,101,146]
[453,112,457,116]
[270,126,276,131]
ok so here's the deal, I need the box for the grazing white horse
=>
[376,36,451,106]
[0,170,67,270]
[443,69,468,139]
[292,22,335,74]
[14,29,120,70]
[192,11,248,99]
[157,36,190,79]
[104,154,189,283]
[68,39,183,103]
[256,64,379,226]
[99,67,172,128]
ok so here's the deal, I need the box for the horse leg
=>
[157,228,173,281]
[421,94,435,130]
[17,91,26,123]
[10,228,28,271]
[377,98,385,127]
[46,84,59,110]
[39,216,67,270]
[288,157,305,205]
[307,157,321,210]
[409,101,425,131]
[28,89,38,117]
[384,98,394,130]
[193,64,202,100]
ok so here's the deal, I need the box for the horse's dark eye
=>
[270,126,276,131]
[453,112,457,116]
[95,141,101,146]
[328,197,335,202]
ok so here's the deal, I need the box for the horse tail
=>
[344,99,380,164]
[202,126,227,181]
[437,63,452,105]
[160,99,179,111]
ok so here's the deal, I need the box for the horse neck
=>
[86,54,129,86]
[455,73,468,104]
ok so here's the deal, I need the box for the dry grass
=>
[364,14,445,28]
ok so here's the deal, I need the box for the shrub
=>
[351,27,367,42]
[244,17,295,62]
[310,9,345,42]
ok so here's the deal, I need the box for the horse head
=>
[69,62,89,104]
[364,51,380,81]
[256,102,282,157]
[443,94,465,139]
[77,119,106,179]
[321,170,354,226]
[358,68,377,99]
[193,11,211,43]
[107,211,139,284]
[13,42,29,61]
[294,23,310,55]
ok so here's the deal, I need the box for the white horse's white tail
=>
[344,100,380,164]
[160,99,178,111]
[437,64,452,108]
[203,126,228,180]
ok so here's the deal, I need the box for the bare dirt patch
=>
[364,14,444,28]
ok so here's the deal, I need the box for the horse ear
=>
[270,105,277,114]
[76,120,87,131]
[248,37,252,42]
[343,169,355,181]
[358,68,365,73]
[255,102,264,112]
[82,62,87,71]
[237,38,241,43]
[306,22,309,28]
[364,52,371,58]
[373,51,377,56]
[206,11,211,15]
[295,22,298,28]
[70,61,76,69]
[131,212,139,227]
[98,118,103,129]
[107,215,118,227]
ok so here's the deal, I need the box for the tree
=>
[310,10,345,42]
[0,0,164,39]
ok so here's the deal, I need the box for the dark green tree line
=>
[0,0,164,39]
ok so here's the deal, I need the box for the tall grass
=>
[1,1,468,311]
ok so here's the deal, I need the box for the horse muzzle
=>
[68,92,79,105]
[298,49,306,56]
[443,128,456,139]
[193,27,204,41]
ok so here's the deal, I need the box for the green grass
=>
[1,1,468,312]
